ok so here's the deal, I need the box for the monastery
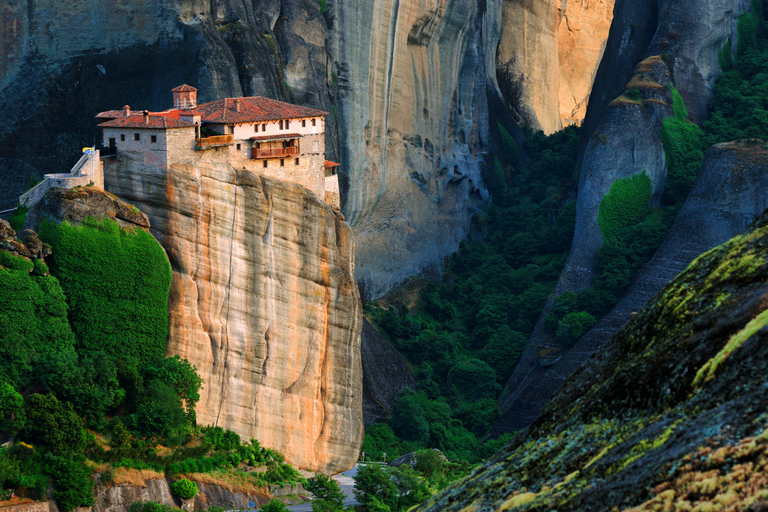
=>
[97,85,340,208]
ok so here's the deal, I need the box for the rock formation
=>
[418,207,768,511]
[329,0,497,298]
[104,152,363,474]
[360,318,416,426]
[496,141,768,433]
[497,0,615,133]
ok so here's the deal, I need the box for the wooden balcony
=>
[195,134,233,149]
[253,146,299,159]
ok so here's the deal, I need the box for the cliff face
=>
[496,0,614,133]
[496,141,768,433]
[104,153,363,474]
[419,207,768,511]
[329,0,496,298]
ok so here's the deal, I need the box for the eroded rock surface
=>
[497,0,614,133]
[104,153,363,473]
[330,0,495,298]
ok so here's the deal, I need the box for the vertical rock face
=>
[329,0,496,299]
[496,0,614,133]
[104,154,363,473]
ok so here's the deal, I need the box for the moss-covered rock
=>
[416,208,768,511]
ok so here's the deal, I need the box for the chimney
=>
[143,110,149,124]
[123,105,130,116]
[235,99,240,112]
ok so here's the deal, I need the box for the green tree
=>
[170,479,198,499]
[353,464,399,511]
[48,454,95,512]
[260,500,289,512]
[21,394,85,455]
[390,393,429,445]
[132,380,188,442]
[306,473,346,512]
[597,172,652,243]
[141,356,202,423]
[0,383,24,434]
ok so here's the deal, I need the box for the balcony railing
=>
[253,146,299,159]
[196,134,234,148]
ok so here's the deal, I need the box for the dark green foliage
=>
[413,449,446,480]
[201,426,241,451]
[170,479,198,499]
[307,473,346,512]
[660,87,704,206]
[555,311,597,347]
[261,501,289,512]
[703,10,768,147]
[0,252,75,383]
[32,259,48,276]
[0,382,25,434]
[718,38,733,71]
[32,351,122,425]
[7,203,29,232]
[131,380,188,442]
[624,86,643,102]
[597,172,652,242]
[141,356,202,423]
[366,126,581,462]
[38,218,171,364]
[129,502,182,512]
[353,464,399,511]
[21,394,85,455]
[475,433,515,461]
[47,454,94,512]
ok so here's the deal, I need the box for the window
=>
[302,120,306,127]
[263,160,268,168]
[286,120,290,129]
[280,159,285,167]
[295,158,299,165]
[254,124,259,132]
[262,124,266,131]
[134,133,140,141]
[120,134,125,141]
[237,143,241,150]
[312,119,316,127]
[279,120,283,130]
[151,135,157,143]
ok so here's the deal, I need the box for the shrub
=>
[21,394,85,455]
[47,454,95,512]
[7,203,29,232]
[597,172,652,243]
[129,502,182,512]
[624,86,643,102]
[353,464,398,511]
[0,382,25,434]
[660,86,703,206]
[170,479,198,499]
[260,500,289,512]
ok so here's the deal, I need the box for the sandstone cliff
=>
[496,0,615,133]
[496,141,768,433]
[329,0,495,298]
[104,153,363,474]
[418,208,768,511]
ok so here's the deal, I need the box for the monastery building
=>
[97,85,340,208]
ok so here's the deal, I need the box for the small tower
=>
[172,84,198,110]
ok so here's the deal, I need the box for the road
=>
[285,464,359,511]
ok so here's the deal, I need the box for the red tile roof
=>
[250,133,301,141]
[172,84,198,92]
[325,160,340,168]
[192,97,328,124]
[96,109,131,119]
[98,114,194,129]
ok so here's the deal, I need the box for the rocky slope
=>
[329,0,497,298]
[104,152,363,474]
[496,140,768,433]
[418,207,768,511]
[497,0,615,133]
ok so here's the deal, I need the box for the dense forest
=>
[362,3,768,469]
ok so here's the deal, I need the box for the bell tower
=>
[171,84,198,110]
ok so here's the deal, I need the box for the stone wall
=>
[19,151,103,208]
[325,174,340,209]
